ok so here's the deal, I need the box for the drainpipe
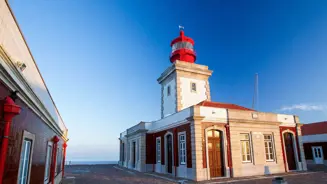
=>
[62,142,67,178]
[0,96,21,184]
[50,136,59,184]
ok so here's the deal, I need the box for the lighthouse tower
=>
[157,28,213,118]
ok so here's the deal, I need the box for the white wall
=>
[0,1,66,131]
[278,114,295,127]
[163,76,176,117]
[149,107,192,132]
[301,134,327,143]
[180,77,207,110]
[200,106,227,123]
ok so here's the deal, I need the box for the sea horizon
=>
[65,161,118,165]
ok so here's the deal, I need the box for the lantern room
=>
[170,30,197,63]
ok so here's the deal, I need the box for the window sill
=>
[242,161,252,164]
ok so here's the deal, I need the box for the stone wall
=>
[229,121,285,177]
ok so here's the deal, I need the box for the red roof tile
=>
[197,101,255,111]
[301,121,327,135]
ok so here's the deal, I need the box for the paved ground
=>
[63,164,327,184]
[63,164,176,184]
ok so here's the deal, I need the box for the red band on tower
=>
[170,30,196,63]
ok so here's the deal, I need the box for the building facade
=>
[302,121,327,167]
[118,30,307,181]
[0,1,68,184]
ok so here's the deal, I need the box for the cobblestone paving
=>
[63,164,327,184]
[63,164,176,184]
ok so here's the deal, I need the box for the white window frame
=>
[264,134,276,162]
[17,130,35,184]
[137,139,140,161]
[61,147,64,171]
[156,137,161,163]
[240,133,252,163]
[44,141,53,183]
[178,132,187,165]
[190,82,197,93]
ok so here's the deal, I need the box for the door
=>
[167,134,173,173]
[132,142,136,168]
[312,146,324,164]
[208,130,224,178]
[284,133,296,170]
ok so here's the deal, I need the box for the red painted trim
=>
[0,96,21,184]
[170,30,195,46]
[279,126,301,171]
[50,136,59,184]
[62,142,67,178]
[279,127,287,172]
[301,121,327,135]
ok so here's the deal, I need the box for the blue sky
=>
[9,0,327,161]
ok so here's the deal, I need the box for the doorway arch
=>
[205,126,228,179]
[282,131,299,171]
[164,132,174,174]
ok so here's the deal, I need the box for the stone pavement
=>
[62,164,327,184]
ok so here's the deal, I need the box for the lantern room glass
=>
[172,41,194,52]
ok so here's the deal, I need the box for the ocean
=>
[66,161,118,165]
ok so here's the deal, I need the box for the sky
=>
[8,0,327,161]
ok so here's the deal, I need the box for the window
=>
[172,41,194,52]
[56,146,63,174]
[179,133,186,165]
[264,135,275,161]
[18,139,32,184]
[137,139,140,161]
[167,85,171,96]
[61,148,64,171]
[136,140,138,162]
[156,137,161,163]
[44,143,53,182]
[191,82,196,92]
[55,147,60,175]
[18,131,35,184]
[240,133,252,162]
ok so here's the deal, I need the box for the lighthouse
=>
[158,28,213,118]
[119,27,307,182]
[170,29,196,63]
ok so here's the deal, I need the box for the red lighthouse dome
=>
[170,29,196,63]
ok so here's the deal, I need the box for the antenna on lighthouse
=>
[252,73,259,110]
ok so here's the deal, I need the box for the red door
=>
[167,135,173,173]
[284,133,296,170]
[208,130,224,178]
